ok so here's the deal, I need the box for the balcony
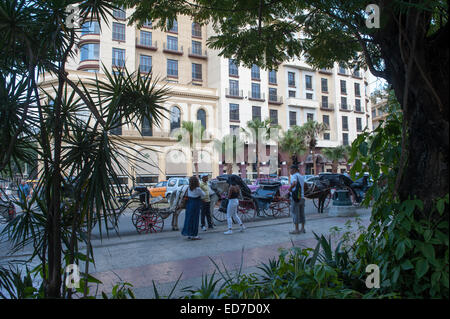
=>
[248,91,265,102]
[268,95,283,105]
[135,38,158,51]
[225,88,243,99]
[318,68,333,74]
[354,106,365,114]
[163,43,183,55]
[286,97,318,109]
[188,47,207,60]
[320,102,334,111]
[338,68,348,76]
[339,104,353,112]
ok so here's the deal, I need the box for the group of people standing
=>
[181,163,306,241]
[181,174,246,240]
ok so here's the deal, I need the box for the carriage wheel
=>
[212,200,227,222]
[237,199,258,222]
[270,199,290,217]
[131,207,143,227]
[135,213,164,234]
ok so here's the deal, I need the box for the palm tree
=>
[322,145,350,173]
[177,121,206,177]
[242,118,280,179]
[213,134,245,175]
[279,126,307,170]
[301,120,327,175]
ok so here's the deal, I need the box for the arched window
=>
[197,109,206,129]
[170,106,181,132]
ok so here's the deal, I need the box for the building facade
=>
[39,9,373,186]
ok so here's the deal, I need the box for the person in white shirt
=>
[288,164,306,234]
[181,176,205,240]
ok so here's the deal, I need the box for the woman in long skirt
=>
[181,176,205,240]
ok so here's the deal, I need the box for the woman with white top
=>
[181,176,206,240]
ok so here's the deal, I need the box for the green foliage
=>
[347,92,449,298]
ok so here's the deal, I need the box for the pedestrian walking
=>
[224,184,246,235]
[288,164,306,234]
[199,174,214,231]
[181,176,205,240]
[17,180,30,203]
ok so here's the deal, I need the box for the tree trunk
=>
[378,7,449,217]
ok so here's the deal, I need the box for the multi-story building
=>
[39,10,373,185]
[371,97,389,129]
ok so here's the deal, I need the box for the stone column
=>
[240,162,247,179]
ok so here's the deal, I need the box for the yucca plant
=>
[0,0,169,298]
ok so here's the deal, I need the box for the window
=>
[229,80,239,96]
[340,80,347,94]
[343,133,349,145]
[251,83,261,99]
[110,113,122,135]
[338,63,346,74]
[356,118,362,132]
[142,116,152,136]
[305,75,312,90]
[251,64,260,80]
[372,109,376,118]
[354,83,361,96]
[80,43,99,61]
[113,7,126,20]
[229,103,239,121]
[192,22,201,37]
[321,78,328,92]
[341,96,348,109]
[355,99,362,112]
[289,111,297,126]
[112,22,125,41]
[143,19,152,28]
[323,115,330,128]
[192,40,201,55]
[288,72,295,87]
[197,109,206,129]
[324,132,330,140]
[112,48,125,67]
[140,31,152,47]
[288,90,296,98]
[268,70,277,84]
[307,113,314,122]
[270,109,278,124]
[269,88,278,101]
[140,55,152,73]
[252,106,261,121]
[321,95,329,108]
[229,59,238,76]
[342,116,348,131]
[230,125,240,136]
[81,21,100,35]
[167,35,178,51]
[168,19,178,32]
[192,63,202,80]
[306,93,313,100]
[353,68,361,77]
[167,59,178,77]
[170,106,181,132]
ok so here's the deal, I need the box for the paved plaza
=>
[0,200,371,298]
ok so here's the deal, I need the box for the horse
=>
[304,179,332,214]
[167,179,229,231]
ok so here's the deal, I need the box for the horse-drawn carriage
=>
[210,174,291,222]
